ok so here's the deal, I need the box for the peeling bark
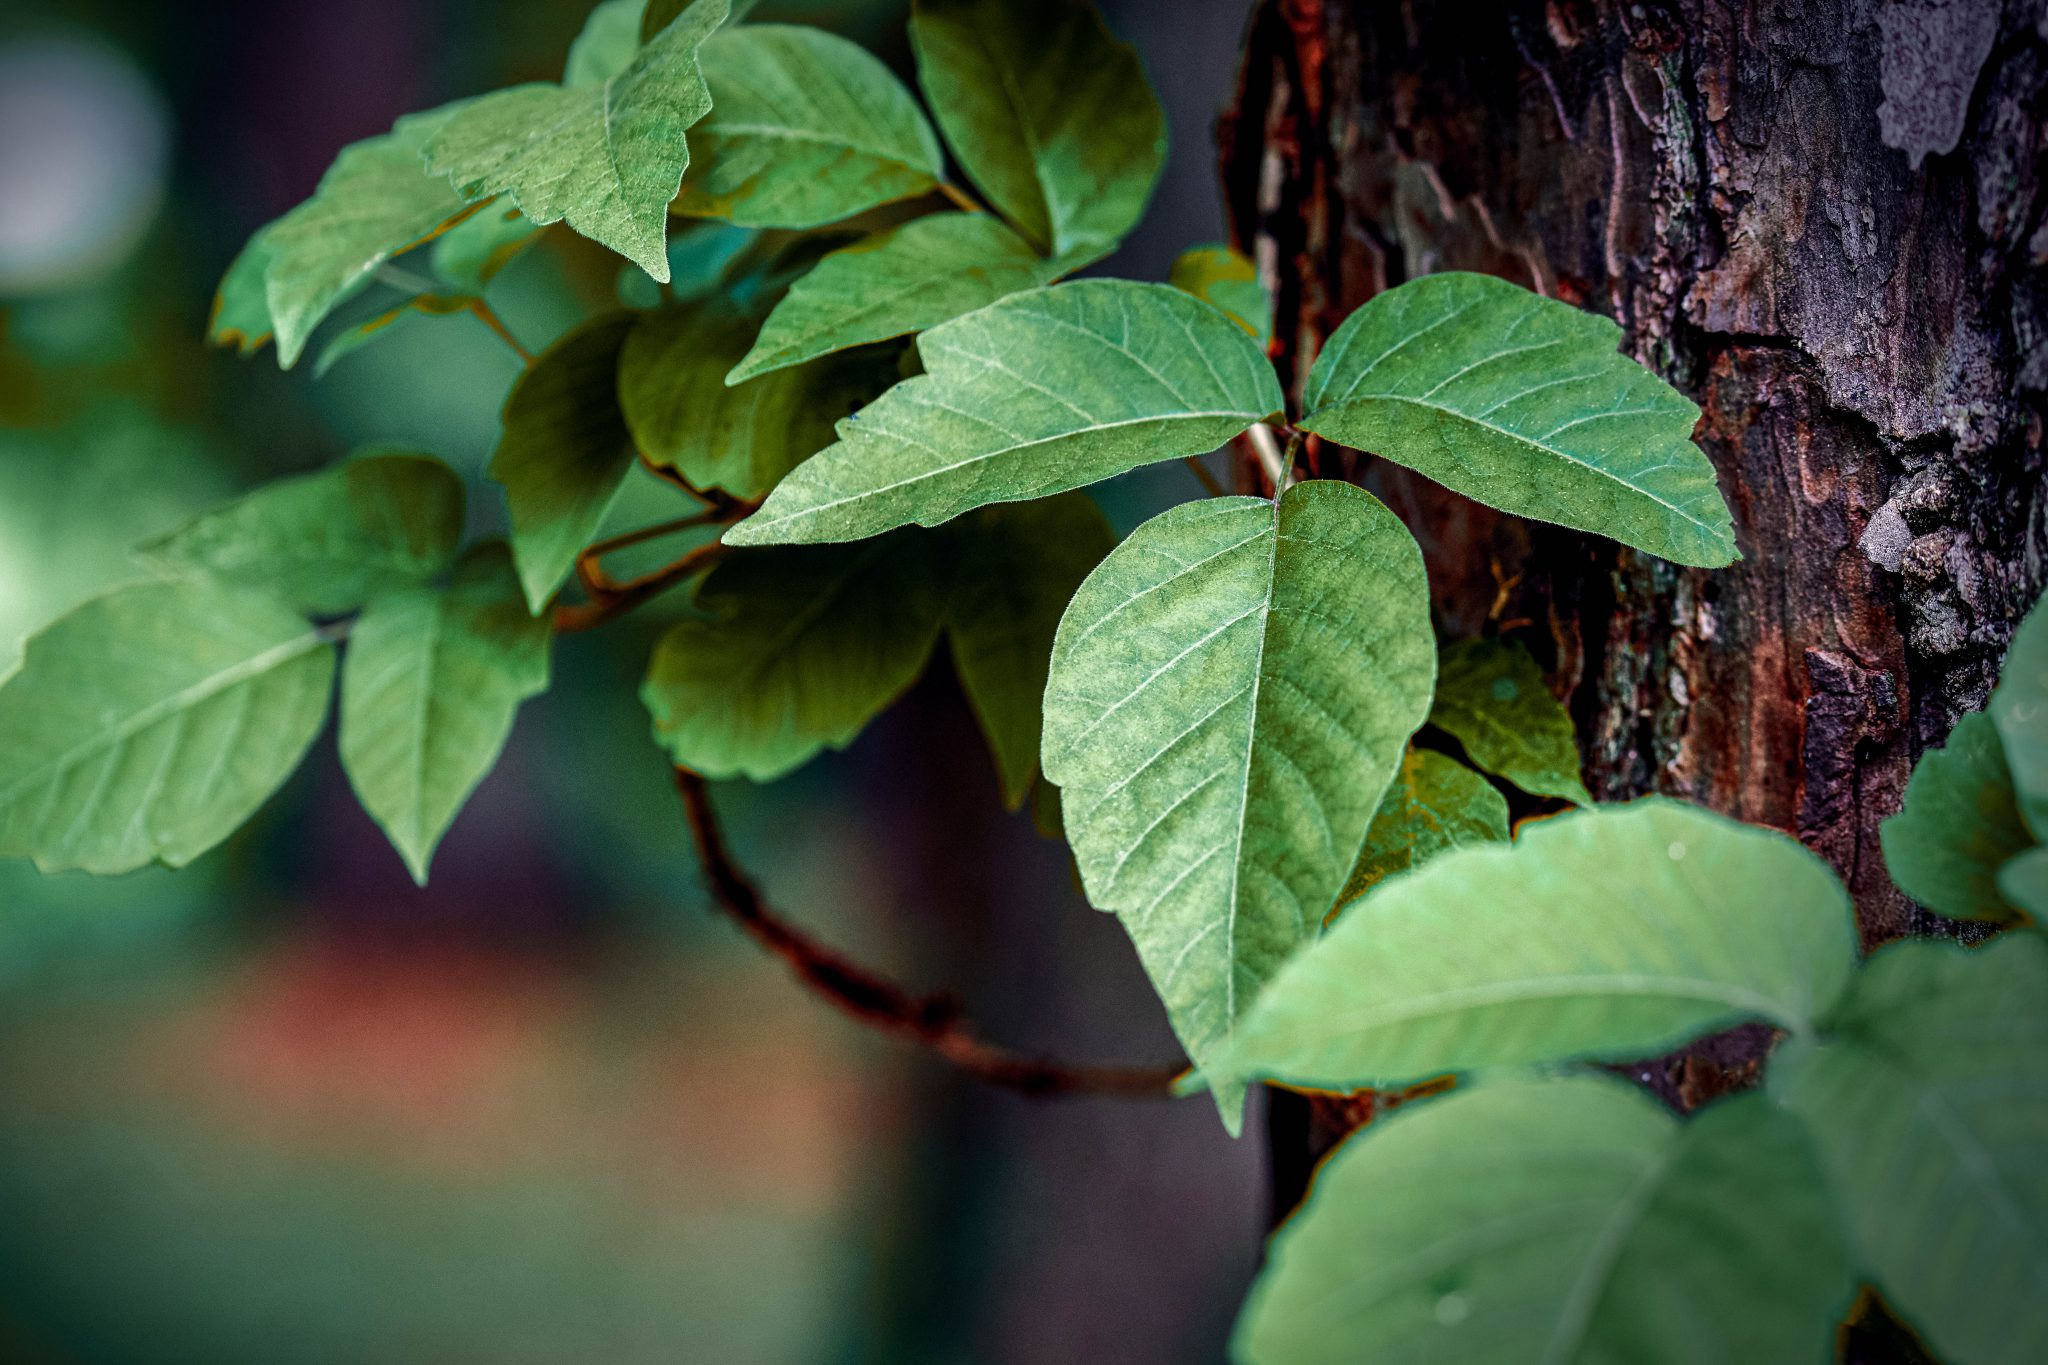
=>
[1224,0,2048,1262]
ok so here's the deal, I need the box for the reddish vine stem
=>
[553,541,730,633]
[468,298,533,364]
[673,768,1188,1098]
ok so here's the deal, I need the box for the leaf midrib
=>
[0,630,329,808]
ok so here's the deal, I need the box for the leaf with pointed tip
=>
[1301,272,1736,567]
[490,314,640,613]
[909,0,1164,258]
[724,280,1282,547]
[246,103,480,368]
[421,0,727,281]
[1340,748,1507,905]
[144,452,464,616]
[1771,934,2048,1365]
[0,580,335,875]
[642,0,758,39]
[1430,636,1593,806]
[1208,799,1856,1094]
[673,25,943,229]
[339,543,552,885]
[1235,1076,1850,1365]
[727,214,1059,383]
[642,530,950,781]
[1042,481,1434,1131]
[616,297,897,500]
[210,227,277,356]
[1882,712,2034,922]
[1990,596,2048,840]
[948,496,1116,809]
[1169,244,1271,346]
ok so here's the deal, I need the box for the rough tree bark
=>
[1221,0,2047,1323]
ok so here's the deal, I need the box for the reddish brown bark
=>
[1223,0,2047,1213]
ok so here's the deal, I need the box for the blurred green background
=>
[0,0,1267,1361]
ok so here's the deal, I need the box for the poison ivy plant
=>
[31,1,2039,1359]
[1042,482,1435,1128]
[338,543,553,884]
[673,25,944,228]
[1339,747,1507,904]
[1427,636,1594,806]
[909,0,1164,260]
[617,295,898,500]
[421,0,727,280]
[0,580,336,875]
[1882,712,2033,922]
[727,213,1059,383]
[1300,271,1737,567]
[1235,1076,1851,1365]
[1206,799,1856,1093]
[1772,935,2048,1365]
[724,280,1283,546]
[143,452,464,616]
[491,313,642,612]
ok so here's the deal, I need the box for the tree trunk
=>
[1222,0,2047,1244]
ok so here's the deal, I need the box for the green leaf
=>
[563,0,648,87]
[1169,244,1271,346]
[726,213,1059,384]
[1234,1075,1850,1365]
[642,531,950,781]
[2000,845,2048,919]
[947,496,1116,809]
[723,280,1282,547]
[1429,636,1593,806]
[1300,272,1736,567]
[642,0,757,40]
[909,0,1165,258]
[1882,712,2034,922]
[490,313,640,613]
[143,452,465,616]
[1771,935,2048,1365]
[1990,596,2048,840]
[255,104,480,368]
[1041,481,1435,1130]
[1208,799,1857,1093]
[673,25,944,229]
[616,297,896,501]
[421,0,727,280]
[428,204,539,294]
[0,580,335,875]
[339,543,553,885]
[209,228,277,356]
[1340,748,1508,904]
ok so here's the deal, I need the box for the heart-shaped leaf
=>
[1042,481,1435,1130]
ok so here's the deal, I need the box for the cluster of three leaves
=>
[0,457,548,884]
[1215,799,2047,1365]
[719,269,1735,1122]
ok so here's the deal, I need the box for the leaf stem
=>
[673,768,1187,1098]
[1277,429,1304,494]
[468,298,534,364]
[1244,422,1289,494]
[1184,455,1228,499]
[935,181,984,214]
[553,540,730,633]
